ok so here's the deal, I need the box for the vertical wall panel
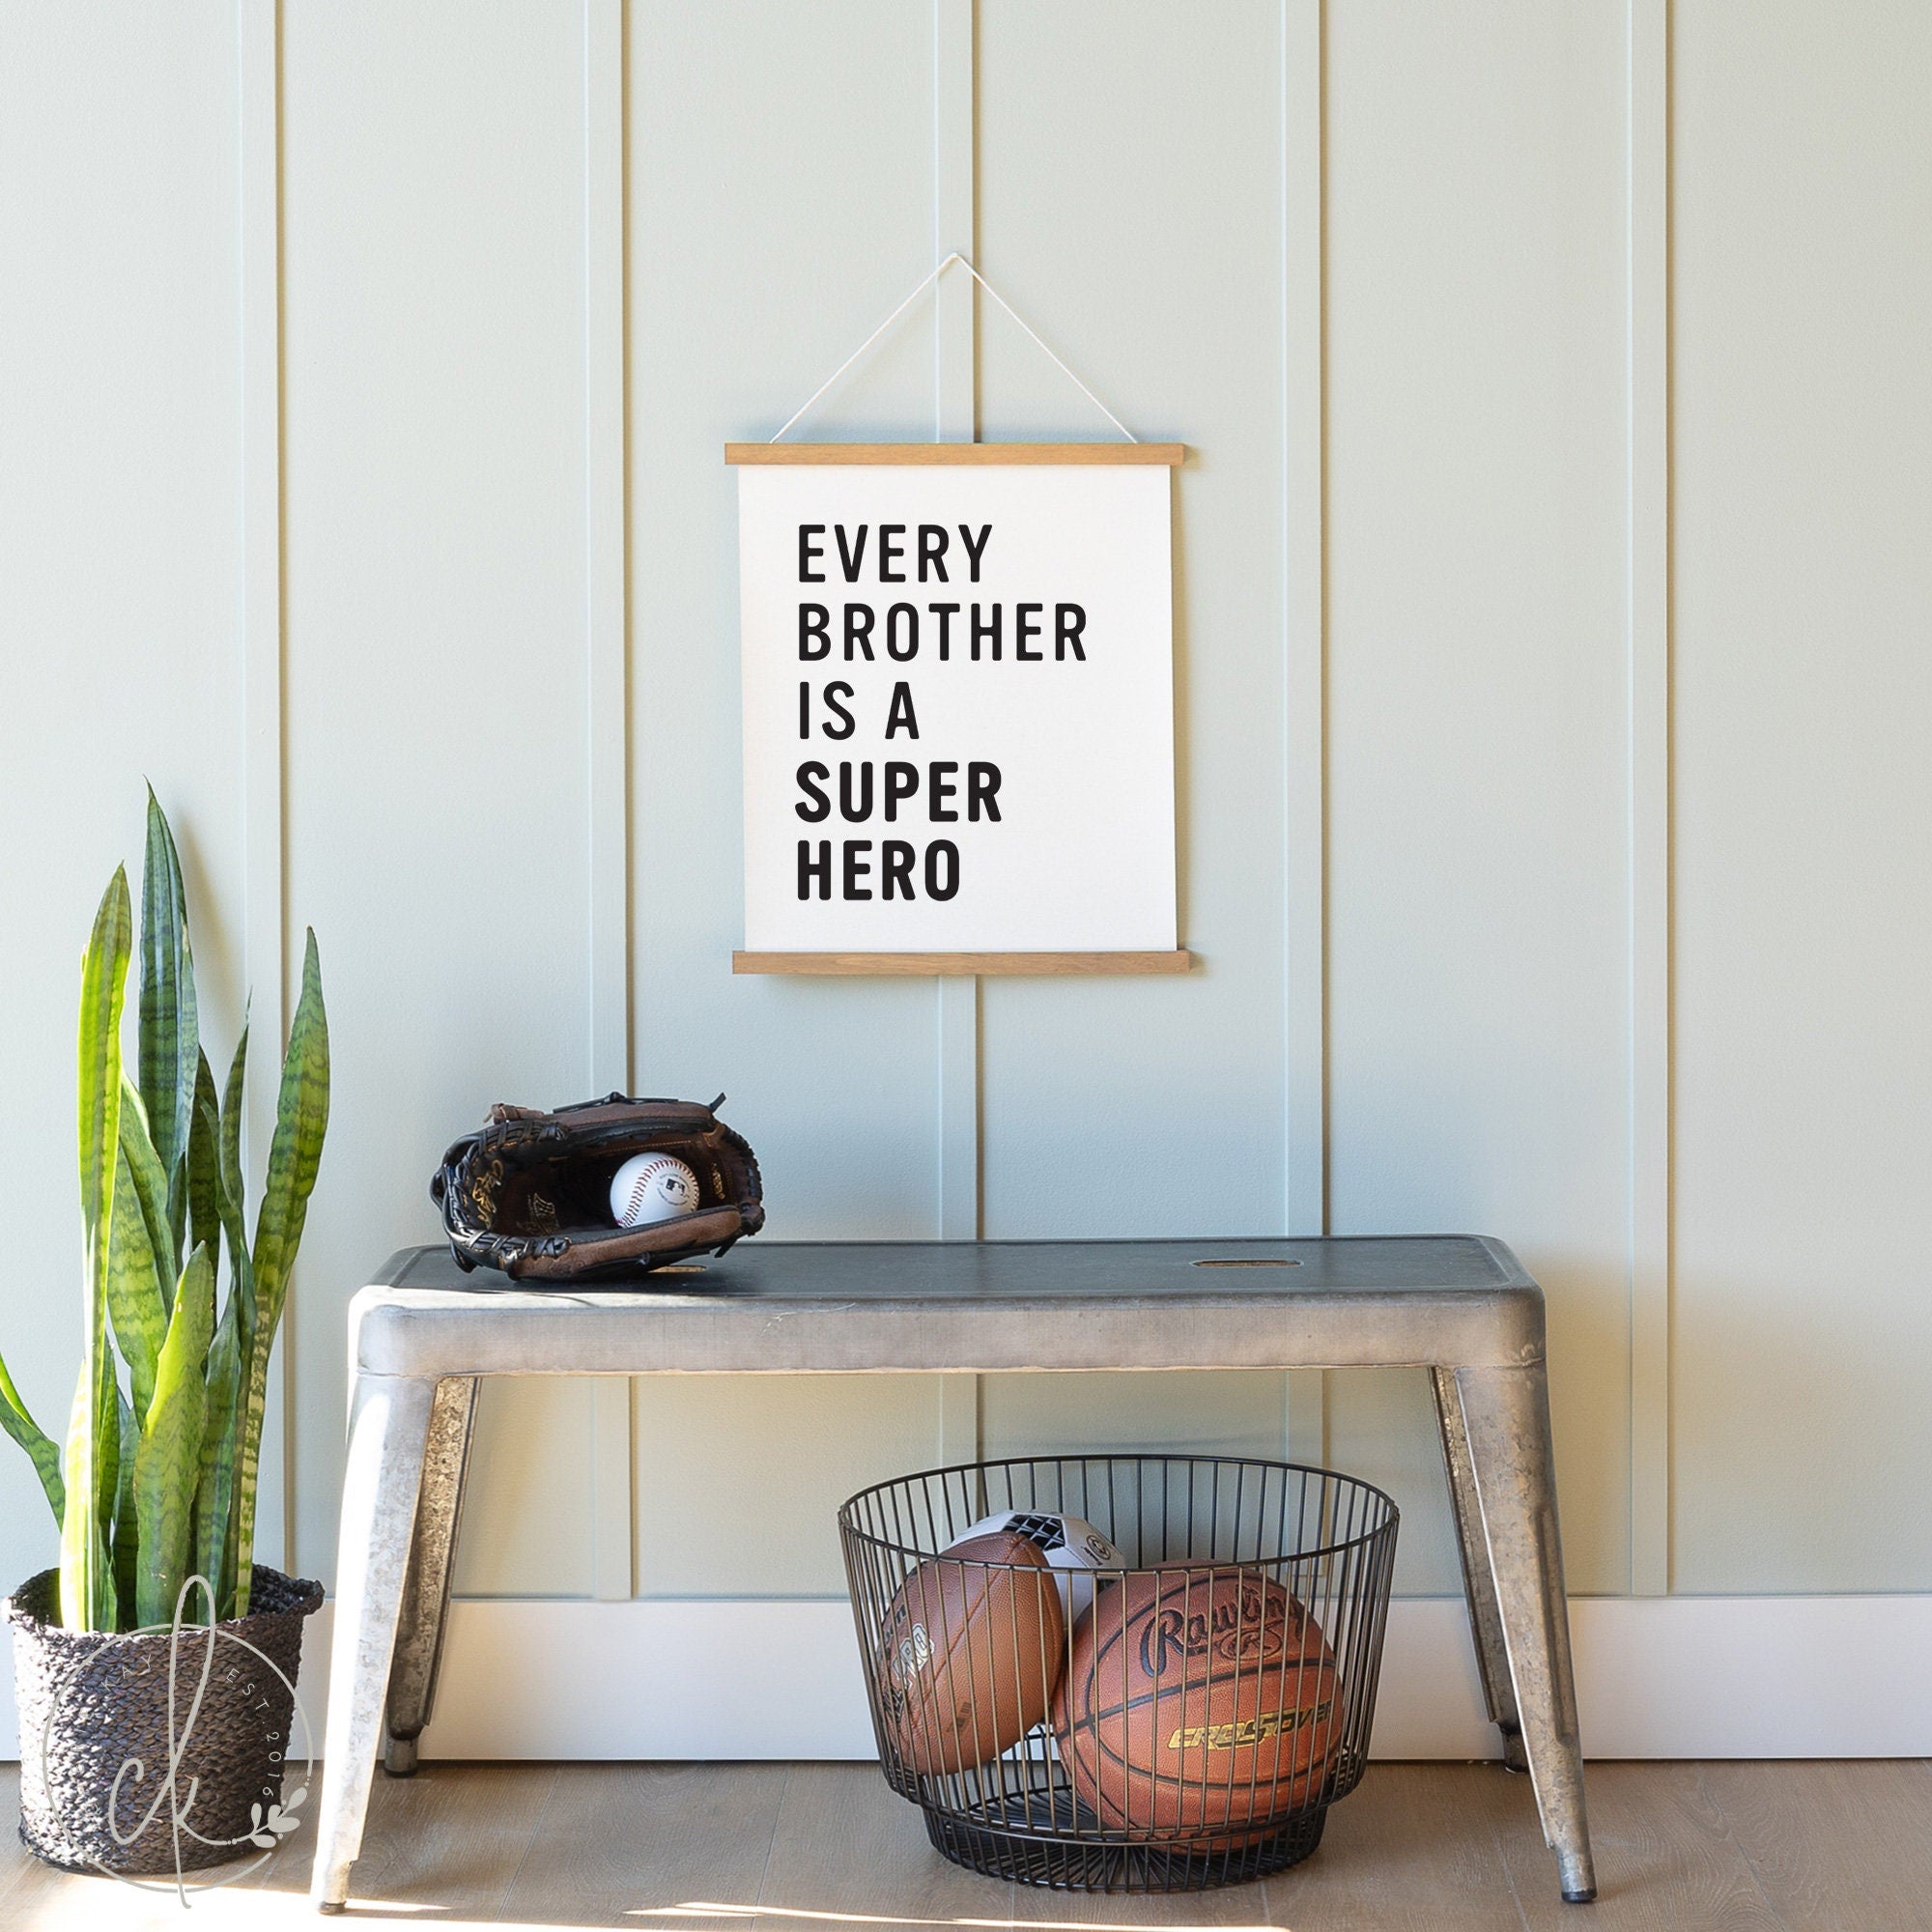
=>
[1324,1,1632,1594]
[973,0,1294,1463]
[282,1,597,1591]
[1672,2,1932,1591]
[635,1376,938,1596]
[976,0,1288,1239]
[626,1,944,1591]
[0,13,244,1595]
[629,0,936,1194]
[982,1374,1287,1467]
[1626,0,1672,1598]
[451,1381,598,1598]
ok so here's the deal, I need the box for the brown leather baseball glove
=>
[430,1094,764,1280]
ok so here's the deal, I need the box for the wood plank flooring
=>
[1,1759,1927,1930]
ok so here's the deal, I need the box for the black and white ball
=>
[945,1510,1123,1618]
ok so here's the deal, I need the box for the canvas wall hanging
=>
[728,256,1188,977]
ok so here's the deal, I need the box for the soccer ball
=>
[944,1510,1124,1619]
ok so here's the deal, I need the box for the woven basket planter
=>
[6,1565,323,1876]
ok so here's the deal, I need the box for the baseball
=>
[609,1152,699,1228]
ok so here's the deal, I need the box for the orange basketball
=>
[879,1531,1065,1776]
[1053,1566,1340,1842]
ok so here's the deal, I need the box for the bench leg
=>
[310,1373,438,1913]
[384,1376,480,1776]
[1453,1362,1597,1905]
[1433,1366,1528,1772]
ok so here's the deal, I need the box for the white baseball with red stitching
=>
[609,1152,699,1228]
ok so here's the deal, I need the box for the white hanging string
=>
[770,250,1138,444]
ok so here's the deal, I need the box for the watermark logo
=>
[37,1575,314,1903]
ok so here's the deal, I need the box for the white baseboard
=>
[9,1594,1931,1761]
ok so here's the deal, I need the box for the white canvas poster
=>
[734,455,1178,957]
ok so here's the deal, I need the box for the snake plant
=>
[0,791,328,1631]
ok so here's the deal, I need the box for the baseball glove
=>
[431,1093,764,1281]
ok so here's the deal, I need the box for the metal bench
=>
[310,1236,1596,1909]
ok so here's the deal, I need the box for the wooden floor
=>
[2,1758,1929,1930]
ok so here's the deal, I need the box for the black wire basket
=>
[838,1454,1399,1893]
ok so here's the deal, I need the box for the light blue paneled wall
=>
[8,0,1931,1649]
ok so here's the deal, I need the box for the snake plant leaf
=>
[113,1387,139,1630]
[249,933,328,1341]
[56,1448,112,1634]
[63,866,131,1632]
[193,1283,242,1621]
[117,1080,174,1292]
[0,1345,64,1523]
[139,787,198,1264]
[213,1037,260,1573]
[234,931,327,1615]
[106,1142,166,1423]
[205,1102,253,1306]
[219,1022,247,1219]
[217,1027,254,1344]
[91,1360,122,1631]
[185,1049,220,1263]
[135,1243,214,1630]
[94,1345,120,1559]
[60,1341,121,1632]
[207,1083,257,1612]
[75,867,130,1244]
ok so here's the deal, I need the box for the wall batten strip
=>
[932,0,980,1456]
[933,0,979,1248]
[1282,0,1327,1467]
[933,0,975,449]
[1627,0,1672,1597]
[585,0,630,1105]
[238,0,290,1569]
[584,0,635,1601]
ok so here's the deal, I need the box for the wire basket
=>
[839,1455,1399,1892]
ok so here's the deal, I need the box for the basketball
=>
[879,1530,1066,1776]
[1053,1566,1340,1841]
